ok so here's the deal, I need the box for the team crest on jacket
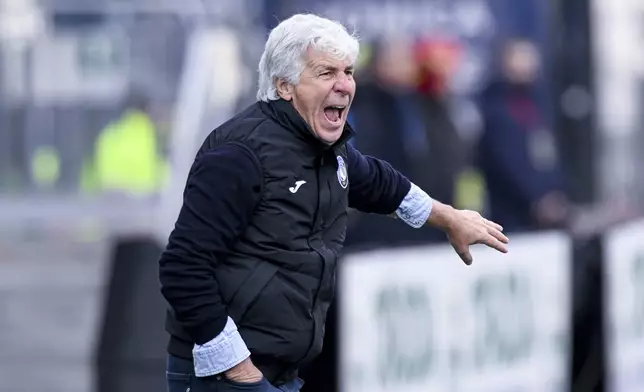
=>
[336,156,348,188]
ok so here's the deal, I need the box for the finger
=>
[477,235,508,253]
[487,226,509,244]
[484,219,504,232]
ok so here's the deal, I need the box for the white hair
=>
[256,14,360,102]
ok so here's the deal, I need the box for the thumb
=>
[456,246,473,265]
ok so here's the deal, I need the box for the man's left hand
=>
[428,202,509,265]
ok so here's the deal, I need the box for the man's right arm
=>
[158,142,263,377]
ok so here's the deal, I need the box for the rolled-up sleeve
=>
[395,183,434,228]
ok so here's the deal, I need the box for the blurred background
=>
[0,0,643,391]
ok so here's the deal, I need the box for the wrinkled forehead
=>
[304,47,355,69]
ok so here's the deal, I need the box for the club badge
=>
[337,156,348,189]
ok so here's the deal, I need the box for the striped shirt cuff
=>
[395,182,433,228]
[193,316,251,377]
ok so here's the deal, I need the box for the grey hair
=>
[256,14,360,102]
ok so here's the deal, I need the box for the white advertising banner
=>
[339,232,571,392]
[604,219,644,392]
[591,0,644,201]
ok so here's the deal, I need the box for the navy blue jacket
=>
[159,100,410,380]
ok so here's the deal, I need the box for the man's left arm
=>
[346,144,509,264]
[346,143,432,226]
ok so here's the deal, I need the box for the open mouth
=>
[323,105,346,124]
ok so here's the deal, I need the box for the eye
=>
[345,69,354,76]
[320,71,332,77]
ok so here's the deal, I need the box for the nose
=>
[333,73,353,95]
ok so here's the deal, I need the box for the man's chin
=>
[317,128,344,145]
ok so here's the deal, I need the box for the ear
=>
[276,78,294,101]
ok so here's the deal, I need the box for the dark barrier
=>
[95,235,167,392]
[550,0,598,206]
[567,205,642,392]
[570,234,606,392]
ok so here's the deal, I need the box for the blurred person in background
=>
[347,37,441,247]
[79,92,169,196]
[476,38,568,233]
[347,36,467,247]
[159,14,509,392]
[350,38,423,185]
[413,37,467,212]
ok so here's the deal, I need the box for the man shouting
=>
[159,13,509,392]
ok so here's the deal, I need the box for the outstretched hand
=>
[444,209,509,265]
[427,202,509,265]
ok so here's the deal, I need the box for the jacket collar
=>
[259,98,355,154]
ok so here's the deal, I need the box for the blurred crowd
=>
[343,35,568,250]
[0,0,625,239]
[0,33,568,233]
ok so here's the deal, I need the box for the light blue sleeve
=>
[395,183,433,228]
[192,316,251,377]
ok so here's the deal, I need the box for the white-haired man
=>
[159,13,509,392]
